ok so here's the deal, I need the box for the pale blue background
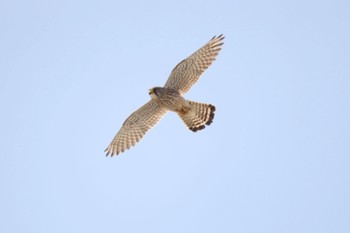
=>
[1,0,349,232]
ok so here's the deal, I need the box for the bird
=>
[105,34,224,156]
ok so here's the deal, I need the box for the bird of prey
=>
[105,34,224,156]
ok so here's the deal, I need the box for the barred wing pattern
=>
[105,100,168,156]
[164,34,224,94]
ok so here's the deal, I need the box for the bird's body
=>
[149,87,215,132]
[105,35,224,156]
[149,87,189,113]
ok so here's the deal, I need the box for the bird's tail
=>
[178,101,215,132]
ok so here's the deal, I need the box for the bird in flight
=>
[105,34,224,156]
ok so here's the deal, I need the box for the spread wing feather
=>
[105,100,167,156]
[164,34,224,94]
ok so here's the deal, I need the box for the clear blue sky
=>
[1,0,349,232]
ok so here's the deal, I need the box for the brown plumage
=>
[105,35,224,156]
[178,102,216,132]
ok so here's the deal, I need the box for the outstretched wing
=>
[105,100,167,156]
[164,34,224,94]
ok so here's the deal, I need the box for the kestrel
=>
[105,34,224,156]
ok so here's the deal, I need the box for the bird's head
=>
[149,87,162,99]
